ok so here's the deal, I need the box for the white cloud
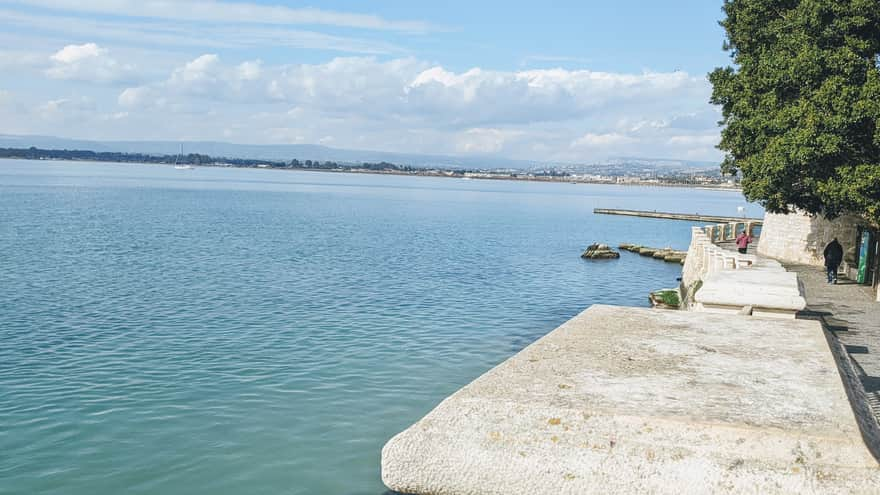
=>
[100,55,721,162]
[246,59,705,128]
[668,111,721,130]
[37,97,95,120]
[409,66,478,90]
[100,111,130,121]
[570,132,636,148]
[403,66,703,126]
[46,43,135,83]
[169,54,275,100]
[15,0,434,33]
[5,46,725,163]
[123,55,708,126]
[0,8,405,55]
[667,134,719,147]
[118,54,269,108]
[118,87,150,107]
[0,48,45,70]
[236,60,262,81]
[456,128,522,153]
[50,42,104,64]
[38,99,65,115]
[269,57,428,113]
[169,54,221,87]
[625,119,669,133]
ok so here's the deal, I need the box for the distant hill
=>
[0,134,539,170]
[0,134,719,174]
[546,157,722,176]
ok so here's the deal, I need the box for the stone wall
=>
[757,211,880,302]
[757,212,862,268]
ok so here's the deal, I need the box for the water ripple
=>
[0,160,758,494]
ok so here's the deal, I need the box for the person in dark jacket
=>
[823,238,844,284]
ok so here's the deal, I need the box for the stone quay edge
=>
[382,305,879,495]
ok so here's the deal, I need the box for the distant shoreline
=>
[0,153,743,192]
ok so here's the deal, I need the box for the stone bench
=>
[694,264,806,319]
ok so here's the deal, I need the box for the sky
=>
[0,0,734,163]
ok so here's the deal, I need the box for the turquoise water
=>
[0,160,761,494]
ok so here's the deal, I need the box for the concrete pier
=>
[594,208,763,224]
[382,305,879,494]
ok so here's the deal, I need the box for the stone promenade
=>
[787,264,880,453]
[382,305,880,494]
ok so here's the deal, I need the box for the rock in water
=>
[581,243,620,260]
[652,249,672,259]
[664,252,687,263]
[620,242,687,262]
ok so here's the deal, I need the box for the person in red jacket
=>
[735,230,752,254]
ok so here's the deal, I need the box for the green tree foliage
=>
[709,0,880,224]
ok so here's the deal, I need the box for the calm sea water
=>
[0,160,762,494]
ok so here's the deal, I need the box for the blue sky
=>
[0,1,733,163]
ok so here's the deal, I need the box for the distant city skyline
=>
[0,0,732,163]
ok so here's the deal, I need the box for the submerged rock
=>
[664,252,687,263]
[621,243,686,262]
[652,248,673,259]
[581,243,620,260]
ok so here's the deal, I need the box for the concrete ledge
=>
[688,245,807,318]
[382,305,879,494]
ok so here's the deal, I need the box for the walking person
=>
[823,238,844,284]
[735,230,752,254]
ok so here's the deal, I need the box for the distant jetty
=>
[594,208,762,224]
